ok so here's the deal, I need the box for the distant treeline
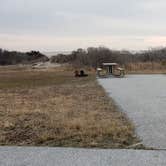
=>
[50,47,166,68]
[0,49,49,65]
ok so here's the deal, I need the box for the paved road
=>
[98,74,166,149]
[0,147,166,166]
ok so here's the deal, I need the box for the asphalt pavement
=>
[0,147,166,166]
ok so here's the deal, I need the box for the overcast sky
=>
[1,0,166,51]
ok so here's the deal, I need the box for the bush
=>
[0,49,49,65]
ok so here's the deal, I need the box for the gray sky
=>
[1,0,166,51]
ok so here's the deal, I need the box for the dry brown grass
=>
[125,62,166,74]
[0,66,139,148]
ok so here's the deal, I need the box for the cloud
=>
[1,33,166,52]
[1,0,166,50]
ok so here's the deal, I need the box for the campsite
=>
[1,0,166,164]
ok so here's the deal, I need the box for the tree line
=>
[50,47,166,68]
[0,49,49,65]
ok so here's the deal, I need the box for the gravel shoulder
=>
[98,75,166,149]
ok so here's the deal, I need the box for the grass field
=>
[0,66,139,148]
